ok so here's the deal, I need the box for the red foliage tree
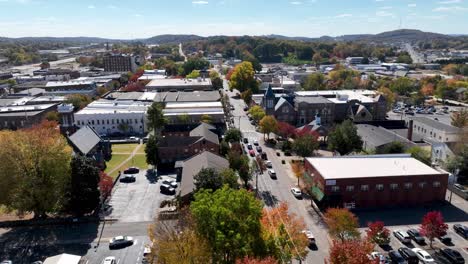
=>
[296,127,320,140]
[236,256,277,264]
[121,82,144,92]
[277,121,297,139]
[366,221,390,246]
[327,239,377,264]
[129,69,145,82]
[99,172,114,199]
[419,211,448,248]
[226,67,236,81]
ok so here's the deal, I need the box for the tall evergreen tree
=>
[67,155,100,216]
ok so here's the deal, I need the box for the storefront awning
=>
[311,186,324,202]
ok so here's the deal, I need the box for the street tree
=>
[328,120,363,155]
[67,155,100,216]
[190,186,264,263]
[241,89,253,106]
[236,256,277,264]
[292,133,319,159]
[261,203,309,262]
[291,161,305,187]
[147,102,166,132]
[99,172,114,200]
[225,128,242,143]
[324,208,360,242]
[365,221,390,246]
[248,105,266,123]
[419,211,448,248]
[328,238,377,264]
[145,135,160,167]
[0,121,72,218]
[212,77,223,89]
[194,168,224,192]
[259,116,278,140]
[238,155,253,187]
[312,53,323,67]
[229,61,259,93]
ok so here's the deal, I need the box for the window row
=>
[331,181,441,192]
[76,118,143,126]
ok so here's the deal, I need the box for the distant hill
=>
[144,34,204,44]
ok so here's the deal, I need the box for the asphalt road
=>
[404,43,425,64]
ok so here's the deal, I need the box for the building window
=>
[346,185,354,192]
[361,185,369,191]
[97,120,100,125]
[107,120,109,124]
[376,184,384,191]
[116,119,119,124]
[390,183,398,190]
[433,181,441,188]
[91,120,95,125]
[419,182,426,188]
[331,186,340,192]
[112,119,114,124]
[282,107,289,113]
[135,119,138,124]
[404,183,413,189]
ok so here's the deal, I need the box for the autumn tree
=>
[420,83,435,96]
[451,108,468,128]
[377,87,395,111]
[191,186,264,263]
[259,116,278,140]
[66,94,92,110]
[366,221,390,246]
[0,121,72,218]
[419,211,448,248]
[201,114,213,124]
[277,121,296,139]
[229,61,259,93]
[241,89,253,106]
[302,72,325,90]
[324,208,360,242]
[248,105,266,122]
[291,161,305,186]
[328,120,363,155]
[261,203,309,262]
[99,172,114,200]
[236,256,277,264]
[328,238,377,264]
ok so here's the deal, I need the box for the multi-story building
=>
[103,54,138,73]
[0,103,57,130]
[145,78,213,92]
[304,154,448,209]
[408,117,461,143]
[294,96,335,126]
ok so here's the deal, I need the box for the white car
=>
[268,169,277,179]
[291,187,302,198]
[369,252,388,264]
[412,248,435,263]
[253,140,259,146]
[102,257,116,264]
[301,230,316,246]
[265,161,272,168]
[393,230,411,244]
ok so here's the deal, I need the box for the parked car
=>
[438,248,465,264]
[398,247,419,264]
[143,244,152,257]
[249,149,255,157]
[243,138,249,143]
[261,152,268,160]
[102,257,116,264]
[253,140,259,146]
[124,167,139,174]
[160,184,176,195]
[438,234,452,244]
[268,169,277,179]
[129,136,140,142]
[247,144,253,150]
[120,174,136,183]
[265,161,272,168]
[301,230,316,247]
[369,252,390,264]
[407,229,425,244]
[412,248,435,263]
[243,106,248,111]
[109,236,134,249]
[256,146,262,153]
[453,224,468,238]
[388,250,407,264]
[291,187,302,198]
[394,230,412,244]
[162,180,178,188]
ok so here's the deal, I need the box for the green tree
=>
[406,146,431,165]
[259,116,278,140]
[225,128,242,143]
[212,77,223,89]
[220,168,240,189]
[396,54,413,64]
[302,73,325,91]
[229,61,258,93]
[45,111,60,122]
[389,77,417,96]
[145,135,160,166]
[65,94,92,110]
[177,114,190,124]
[312,53,323,67]
[194,168,224,192]
[241,89,253,106]
[324,208,361,242]
[328,120,363,155]
[292,134,319,158]
[451,108,468,128]
[0,121,72,218]
[66,155,100,216]
[190,186,264,263]
[248,105,266,123]
[220,140,230,156]
[183,57,209,76]
[186,70,201,79]
[147,102,166,132]
[378,141,405,154]
[201,114,213,124]
[238,155,253,187]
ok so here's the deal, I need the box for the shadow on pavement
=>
[260,190,279,207]
[354,202,468,227]
[0,221,99,263]
[145,169,158,184]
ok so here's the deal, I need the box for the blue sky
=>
[0,0,467,38]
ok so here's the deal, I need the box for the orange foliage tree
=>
[324,208,360,242]
[99,172,114,200]
[236,256,277,264]
[327,238,377,264]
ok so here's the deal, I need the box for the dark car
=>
[261,152,268,160]
[247,144,253,150]
[243,138,249,143]
[438,235,452,244]
[256,146,262,153]
[109,235,134,249]
[453,224,468,239]
[438,248,465,264]
[243,107,248,111]
[120,174,136,183]
[160,184,176,195]
[388,250,407,264]
[124,167,139,174]
[407,229,425,244]
[398,247,419,264]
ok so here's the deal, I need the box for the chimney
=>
[407,119,413,141]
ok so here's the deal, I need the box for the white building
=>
[146,78,212,92]
[408,117,461,143]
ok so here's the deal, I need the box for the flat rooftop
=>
[410,116,461,134]
[146,78,211,87]
[307,154,444,180]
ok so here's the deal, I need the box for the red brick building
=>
[304,154,448,209]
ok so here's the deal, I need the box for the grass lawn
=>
[111,143,139,153]
[105,154,129,178]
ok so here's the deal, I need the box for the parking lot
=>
[102,169,177,223]
[83,235,151,264]
[387,104,466,126]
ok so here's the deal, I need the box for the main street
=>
[224,80,330,264]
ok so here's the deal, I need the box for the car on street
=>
[120,174,136,183]
[438,234,452,244]
[388,250,407,264]
[243,138,248,143]
[261,152,267,160]
[102,256,116,264]
[124,167,139,174]
[369,252,390,264]
[256,146,262,153]
[253,140,259,146]
[247,144,253,150]
[453,224,468,238]
[249,149,255,157]
[243,106,248,111]
[162,179,178,188]
[160,184,176,195]
[265,161,272,168]
[438,248,465,264]
[109,235,134,249]
[1,261,12,264]
[398,247,419,264]
[230,106,235,111]
[412,248,435,263]
[268,169,277,179]
[291,187,302,198]
[143,244,152,257]
[394,230,411,244]
[301,230,316,247]
[407,228,425,244]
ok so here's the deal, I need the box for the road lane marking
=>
[117,259,120,264]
